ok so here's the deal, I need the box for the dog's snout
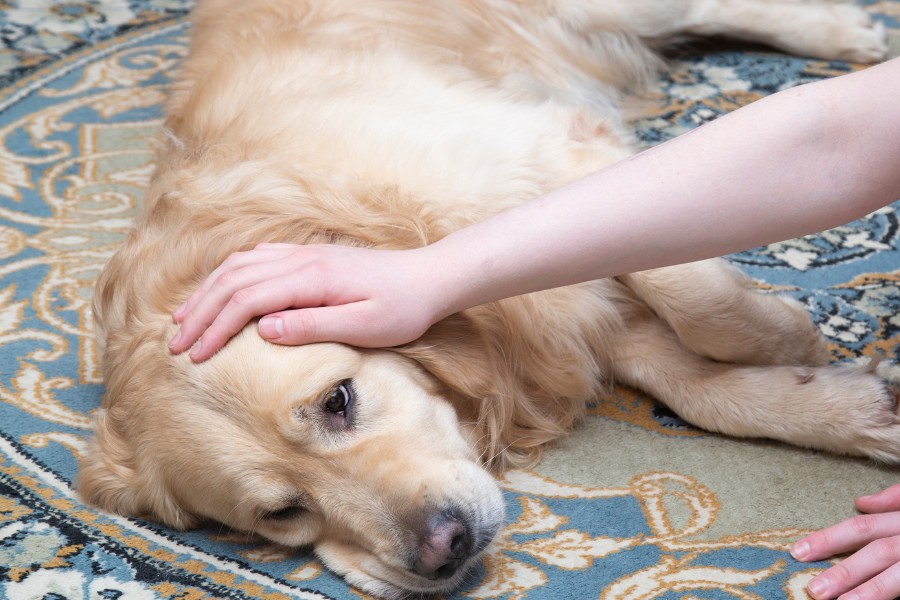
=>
[415,510,473,579]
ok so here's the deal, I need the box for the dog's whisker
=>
[246,513,266,544]
[221,497,251,525]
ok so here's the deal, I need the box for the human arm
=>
[791,484,900,600]
[170,56,900,361]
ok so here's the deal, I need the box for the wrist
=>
[410,238,480,321]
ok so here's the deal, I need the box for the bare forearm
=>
[172,59,900,357]
[426,57,900,319]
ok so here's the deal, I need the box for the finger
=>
[185,276,331,361]
[857,485,900,514]
[170,257,297,354]
[259,304,417,348]
[259,304,372,347]
[172,246,294,323]
[793,513,900,563]
[173,253,257,323]
[840,560,900,600]
[805,537,900,600]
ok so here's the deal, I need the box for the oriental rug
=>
[1,1,899,598]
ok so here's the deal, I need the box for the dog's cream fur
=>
[79,0,893,596]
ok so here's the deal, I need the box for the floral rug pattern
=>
[1,1,899,598]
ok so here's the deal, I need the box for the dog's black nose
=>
[415,510,473,579]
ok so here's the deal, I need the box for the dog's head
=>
[79,318,508,596]
[78,159,609,596]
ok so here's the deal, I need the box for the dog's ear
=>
[78,408,199,530]
[395,311,522,469]
[394,304,583,470]
[78,409,141,515]
[395,312,500,403]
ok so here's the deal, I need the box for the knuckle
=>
[230,287,256,308]
[292,248,322,269]
[829,561,855,586]
[183,308,211,332]
[286,310,317,341]
[304,261,330,283]
[215,269,242,289]
[852,514,879,536]
[869,536,900,561]
[861,576,889,599]
[219,251,246,269]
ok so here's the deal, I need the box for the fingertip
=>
[855,494,875,510]
[259,316,284,339]
[806,575,831,600]
[172,302,187,322]
[188,340,205,362]
[168,331,183,353]
[855,484,900,512]
[790,540,811,561]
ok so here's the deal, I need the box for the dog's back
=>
[161,0,652,220]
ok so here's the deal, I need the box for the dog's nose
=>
[415,510,473,579]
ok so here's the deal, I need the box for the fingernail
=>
[259,317,283,338]
[790,540,810,561]
[841,593,859,600]
[189,339,202,360]
[807,576,830,598]
[168,331,181,350]
[173,302,186,318]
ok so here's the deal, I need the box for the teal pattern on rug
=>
[1,1,899,598]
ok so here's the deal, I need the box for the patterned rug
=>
[2,1,900,598]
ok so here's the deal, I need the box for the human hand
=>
[791,484,900,600]
[168,243,446,361]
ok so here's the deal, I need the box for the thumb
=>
[856,483,900,513]
[258,305,380,347]
[259,308,335,346]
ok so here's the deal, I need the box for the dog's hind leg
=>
[679,0,888,63]
[617,259,830,367]
[549,0,888,63]
[685,0,888,63]
[608,310,900,462]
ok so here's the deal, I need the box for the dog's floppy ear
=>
[396,313,500,403]
[78,409,141,515]
[395,303,585,470]
[394,311,519,469]
[78,408,199,530]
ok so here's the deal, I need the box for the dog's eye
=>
[321,379,355,431]
[265,505,306,521]
[324,380,354,415]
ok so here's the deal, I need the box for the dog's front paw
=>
[833,371,900,463]
[784,364,900,462]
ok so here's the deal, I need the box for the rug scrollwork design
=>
[1,1,899,598]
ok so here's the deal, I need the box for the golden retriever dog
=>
[79,0,892,597]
